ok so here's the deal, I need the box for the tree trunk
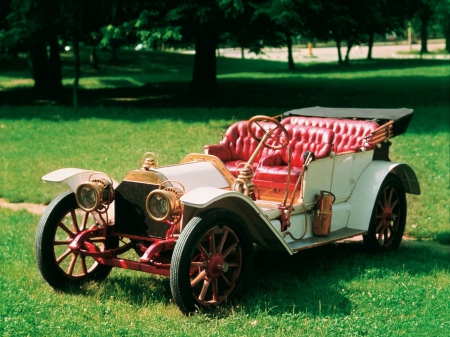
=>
[367,32,374,60]
[420,17,429,53]
[444,21,450,53]
[90,44,99,69]
[48,30,62,95]
[344,41,353,65]
[446,32,450,53]
[336,39,343,65]
[190,24,218,97]
[73,38,80,108]
[29,31,49,94]
[286,32,295,70]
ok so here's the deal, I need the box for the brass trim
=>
[179,153,235,187]
[123,170,165,185]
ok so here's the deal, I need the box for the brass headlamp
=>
[146,181,184,222]
[75,174,114,212]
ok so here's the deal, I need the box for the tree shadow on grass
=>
[1,53,448,110]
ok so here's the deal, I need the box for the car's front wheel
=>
[35,191,118,289]
[363,174,407,252]
[170,209,254,314]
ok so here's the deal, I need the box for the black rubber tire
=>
[170,209,254,314]
[363,174,407,252]
[35,191,118,289]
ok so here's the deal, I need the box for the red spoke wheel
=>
[170,209,254,314]
[35,191,118,289]
[363,174,406,252]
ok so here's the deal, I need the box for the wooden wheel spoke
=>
[198,277,211,301]
[211,278,218,302]
[388,225,397,235]
[217,229,229,254]
[56,248,72,264]
[375,221,384,233]
[384,230,390,244]
[222,243,238,258]
[387,188,394,206]
[67,253,78,276]
[58,221,75,238]
[70,210,80,233]
[209,230,216,254]
[197,242,209,258]
[191,270,207,287]
[190,261,208,268]
[80,212,89,231]
[377,231,384,245]
[377,200,384,211]
[221,273,231,287]
[227,262,240,268]
[390,199,399,210]
[80,255,87,275]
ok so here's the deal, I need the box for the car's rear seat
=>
[281,116,379,154]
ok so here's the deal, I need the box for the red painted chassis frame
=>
[68,216,180,277]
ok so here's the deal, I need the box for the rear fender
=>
[180,187,293,254]
[42,168,119,223]
[347,161,420,230]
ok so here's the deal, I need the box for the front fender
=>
[181,187,292,254]
[42,168,119,223]
[347,161,420,231]
[42,168,119,191]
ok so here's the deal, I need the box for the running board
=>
[288,228,367,252]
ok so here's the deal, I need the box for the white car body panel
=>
[330,151,374,203]
[153,162,229,192]
[181,187,293,253]
[347,161,419,230]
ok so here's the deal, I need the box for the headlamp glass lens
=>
[77,185,98,210]
[149,193,169,219]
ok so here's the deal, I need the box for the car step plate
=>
[288,228,367,251]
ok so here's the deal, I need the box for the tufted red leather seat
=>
[254,125,335,183]
[204,121,275,177]
[281,116,379,154]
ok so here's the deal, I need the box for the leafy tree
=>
[306,1,358,65]
[162,0,245,96]
[7,0,63,95]
[409,0,441,53]
[253,0,306,70]
[435,0,450,52]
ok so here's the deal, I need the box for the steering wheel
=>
[247,116,290,150]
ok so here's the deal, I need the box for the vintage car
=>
[36,107,420,314]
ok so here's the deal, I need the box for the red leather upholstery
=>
[204,121,272,177]
[254,125,335,182]
[281,116,379,153]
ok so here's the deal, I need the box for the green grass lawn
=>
[1,208,449,336]
[0,49,449,335]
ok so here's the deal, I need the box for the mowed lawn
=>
[0,49,449,336]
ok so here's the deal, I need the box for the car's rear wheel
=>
[36,191,118,289]
[170,209,254,314]
[363,174,406,252]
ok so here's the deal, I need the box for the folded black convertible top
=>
[281,106,414,137]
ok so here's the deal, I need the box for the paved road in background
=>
[214,40,448,63]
